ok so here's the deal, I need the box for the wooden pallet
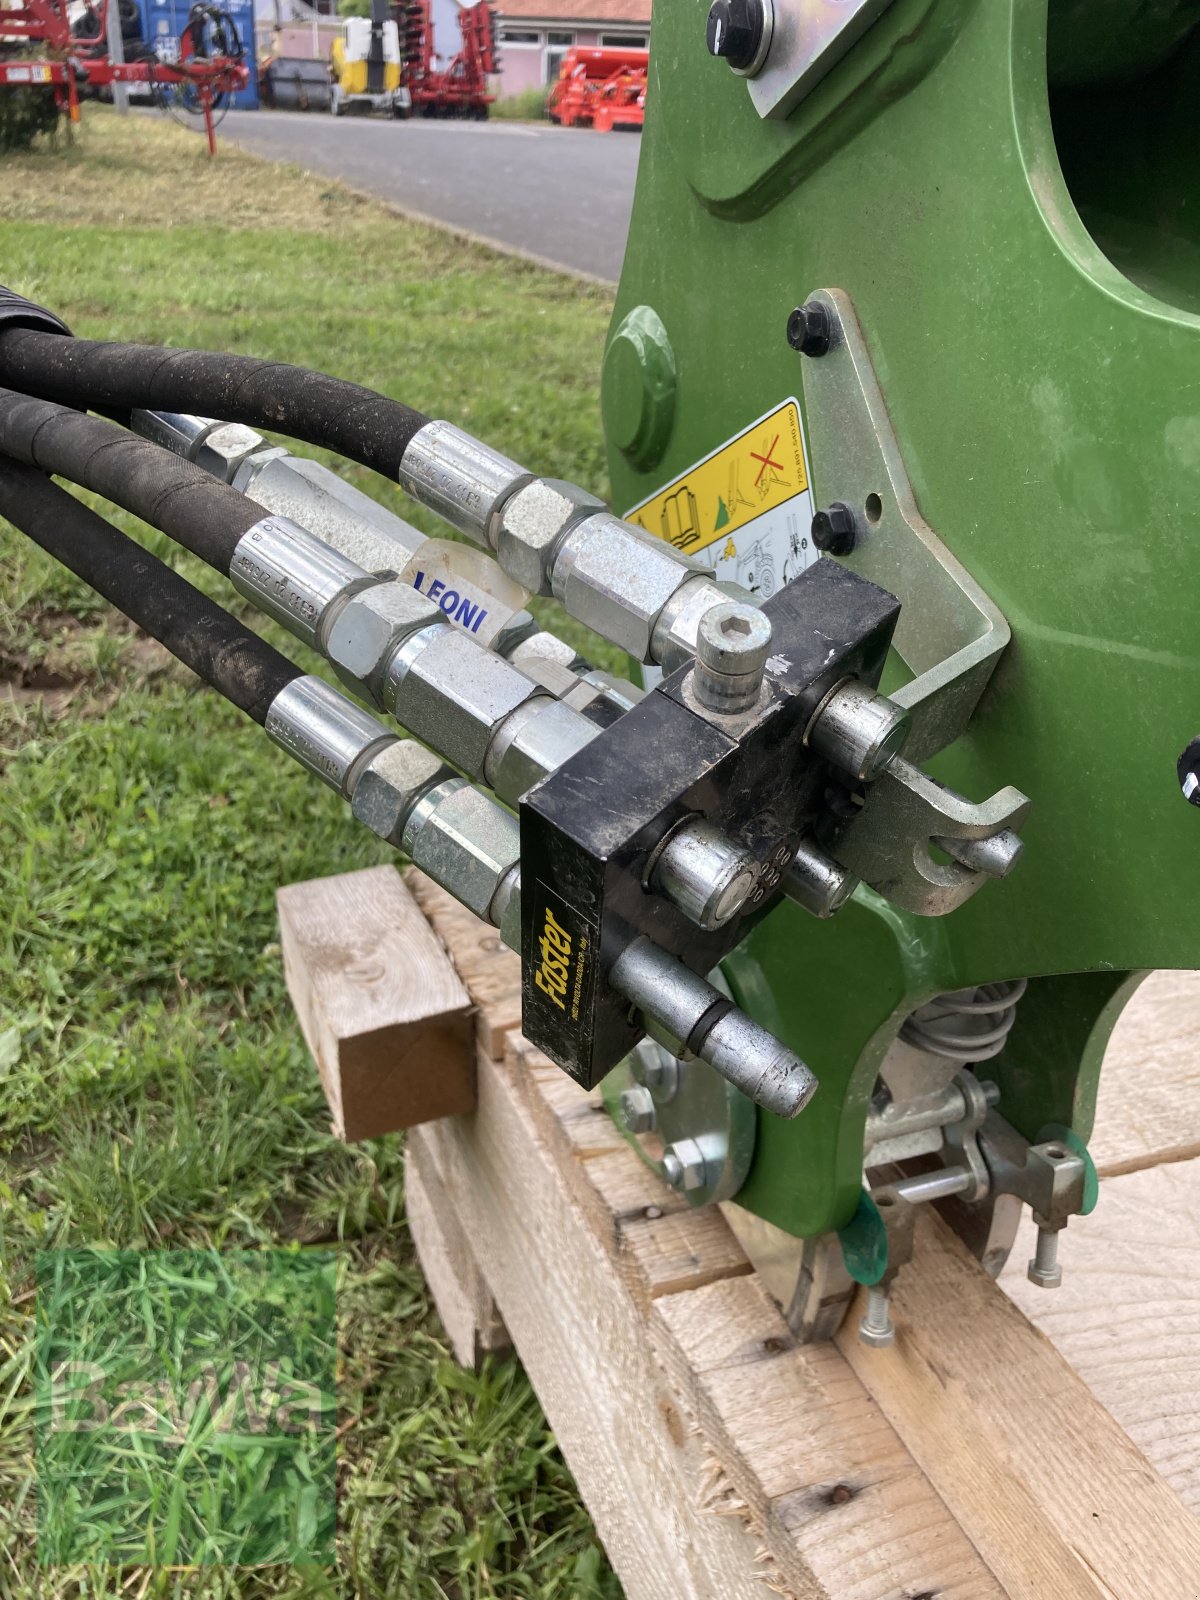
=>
[280,865,1200,1600]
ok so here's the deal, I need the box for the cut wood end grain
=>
[278,865,476,1140]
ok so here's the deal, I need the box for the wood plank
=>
[405,1136,510,1370]
[418,1047,779,1600]
[1092,969,1200,1176]
[423,1041,1004,1600]
[1001,1157,1200,1515]
[277,866,475,1140]
[837,1208,1200,1600]
[405,867,522,1060]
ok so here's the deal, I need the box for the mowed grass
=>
[0,109,623,1598]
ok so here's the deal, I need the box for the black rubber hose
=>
[0,388,264,575]
[0,458,298,724]
[0,325,431,479]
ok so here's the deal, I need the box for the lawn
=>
[0,108,623,1598]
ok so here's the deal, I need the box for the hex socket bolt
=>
[648,817,759,930]
[805,679,910,782]
[610,937,818,1119]
[692,602,773,715]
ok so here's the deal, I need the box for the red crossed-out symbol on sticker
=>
[750,434,782,486]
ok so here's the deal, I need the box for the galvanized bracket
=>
[801,287,1011,763]
[746,0,900,122]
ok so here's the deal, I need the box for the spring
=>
[899,979,1028,1064]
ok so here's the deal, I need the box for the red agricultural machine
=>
[0,0,248,151]
[392,0,496,118]
[546,44,646,131]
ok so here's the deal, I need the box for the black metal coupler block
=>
[519,560,901,1088]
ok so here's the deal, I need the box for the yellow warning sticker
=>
[624,399,815,599]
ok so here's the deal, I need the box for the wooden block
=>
[405,867,522,1059]
[837,1208,1200,1600]
[405,1134,510,1370]
[1092,969,1200,1176]
[1001,1157,1200,1515]
[421,1039,1004,1600]
[277,865,475,1141]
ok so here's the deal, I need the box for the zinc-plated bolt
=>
[1027,1224,1063,1290]
[858,1282,895,1348]
[786,301,831,358]
[619,1085,657,1135]
[660,1137,707,1192]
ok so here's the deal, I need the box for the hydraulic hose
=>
[0,457,296,723]
[0,324,430,480]
[0,388,264,575]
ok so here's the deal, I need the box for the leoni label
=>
[624,397,817,599]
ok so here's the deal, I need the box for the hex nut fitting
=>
[619,1085,656,1134]
[386,627,546,779]
[484,694,599,805]
[661,1137,707,1192]
[811,502,857,556]
[651,575,749,672]
[494,478,605,595]
[786,301,832,358]
[325,579,444,702]
[349,740,451,846]
[405,781,521,919]
[552,512,707,661]
[194,422,267,483]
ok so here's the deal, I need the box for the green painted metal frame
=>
[602,0,1200,1238]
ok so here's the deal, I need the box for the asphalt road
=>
[221,110,642,282]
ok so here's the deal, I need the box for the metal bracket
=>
[746,0,900,122]
[801,287,1011,762]
[830,757,1031,917]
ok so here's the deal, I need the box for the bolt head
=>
[618,1085,657,1135]
[661,1138,706,1192]
[857,1315,896,1349]
[1179,736,1200,806]
[1026,1257,1063,1290]
[810,502,857,557]
[705,0,765,71]
[786,301,832,358]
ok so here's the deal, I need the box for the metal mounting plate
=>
[747,0,899,121]
[801,288,1010,762]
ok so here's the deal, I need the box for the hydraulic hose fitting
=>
[397,420,532,546]
[264,675,395,796]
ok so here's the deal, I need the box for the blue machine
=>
[135,0,259,109]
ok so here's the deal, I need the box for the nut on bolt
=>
[619,1085,656,1134]
[349,740,451,847]
[706,0,771,76]
[811,503,857,557]
[661,1137,707,1192]
[786,301,832,358]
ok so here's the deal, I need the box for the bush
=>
[490,86,549,121]
[0,84,60,152]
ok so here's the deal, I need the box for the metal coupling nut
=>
[551,511,709,661]
[494,478,605,594]
[348,739,453,847]
[401,779,521,920]
[323,578,446,703]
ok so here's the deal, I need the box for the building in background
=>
[490,0,648,99]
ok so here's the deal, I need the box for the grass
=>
[0,107,623,1597]
[490,90,550,124]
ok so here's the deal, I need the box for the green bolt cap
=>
[602,304,677,472]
